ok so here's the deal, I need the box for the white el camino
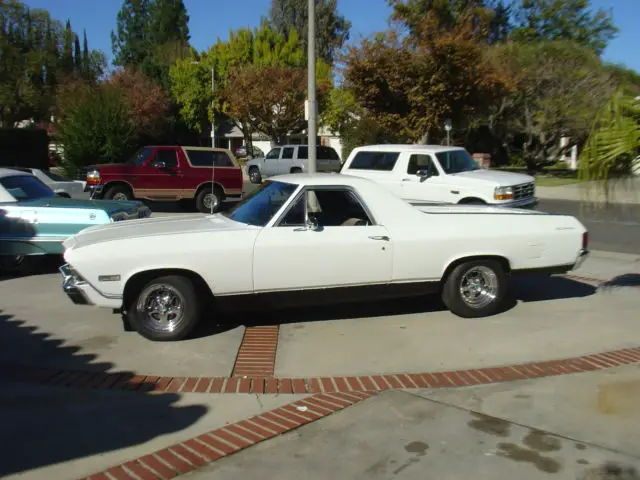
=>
[59,173,589,341]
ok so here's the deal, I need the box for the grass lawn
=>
[534,176,584,187]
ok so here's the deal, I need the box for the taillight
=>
[582,231,589,249]
[86,169,101,185]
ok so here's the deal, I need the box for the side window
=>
[407,154,438,176]
[186,150,214,166]
[348,151,399,171]
[153,150,178,167]
[282,147,294,160]
[266,148,281,160]
[214,152,234,167]
[297,146,308,159]
[279,188,373,227]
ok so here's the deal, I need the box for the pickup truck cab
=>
[245,144,342,184]
[340,145,537,208]
[86,146,243,213]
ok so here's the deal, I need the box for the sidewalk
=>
[536,177,640,204]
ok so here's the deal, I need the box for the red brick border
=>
[3,347,640,395]
[231,325,279,377]
[79,391,374,480]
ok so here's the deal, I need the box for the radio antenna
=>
[211,149,215,215]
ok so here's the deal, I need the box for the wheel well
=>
[458,197,486,204]
[103,181,133,195]
[441,255,511,286]
[195,182,225,200]
[122,268,214,312]
[290,166,302,173]
[56,192,71,198]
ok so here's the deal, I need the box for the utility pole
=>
[307,0,317,174]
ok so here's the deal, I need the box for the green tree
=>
[73,34,82,73]
[269,0,351,65]
[111,0,151,69]
[61,19,74,76]
[579,89,640,191]
[55,81,135,174]
[510,0,618,55]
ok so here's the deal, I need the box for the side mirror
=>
[416,169,430,181]
[151,161,166,169]
[305,216,321,231]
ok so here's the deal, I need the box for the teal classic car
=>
[0,168,151,275]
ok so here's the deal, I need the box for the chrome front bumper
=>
[60,264,92,305]
[497,196,538,209]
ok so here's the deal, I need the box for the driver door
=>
[252,187,393,292]
[136,148,185,200]
[262,148,281,177]
[399,154,453,205]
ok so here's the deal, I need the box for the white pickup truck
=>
[340,145,537,209]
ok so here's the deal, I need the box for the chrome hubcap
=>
[113,192,128,201]
[250,170,259,181]
[459,266,499,309]
[203,193,219,210]
[137,284,185,333]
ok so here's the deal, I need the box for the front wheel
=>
[248,166,262,184]
[126,275,201,341]
[103,185,132,201]
[441,259,507,318]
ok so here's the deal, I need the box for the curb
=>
[80,391,374,480]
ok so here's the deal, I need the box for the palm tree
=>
[579,89,640,200]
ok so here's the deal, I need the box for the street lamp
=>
[307,0,317,174]
[192,61,215,148]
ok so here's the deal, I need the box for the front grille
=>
[513,182,535,200]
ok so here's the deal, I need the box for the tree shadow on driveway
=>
[0,309,208,478]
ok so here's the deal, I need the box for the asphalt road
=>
[536,199,640,255]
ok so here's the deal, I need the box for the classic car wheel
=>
[248,166,262,184]
[441,259,507,318]
[103,185,132,201]
[195,187,223,214]
[0,255,39,276]
[127,275,201,341]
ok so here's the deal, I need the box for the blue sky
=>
[22,0,640,72]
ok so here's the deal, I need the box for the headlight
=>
[86,169,101,185]
[494,186,514,201]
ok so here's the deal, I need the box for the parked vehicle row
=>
[60,172,588,342]
[0,168,150,275]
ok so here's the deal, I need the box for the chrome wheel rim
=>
[459,266,499,309]
[137,284,186,333]
[113,192,128,201]
[249,169,260,182]
[203,193,219,211]
[0,255,25,269]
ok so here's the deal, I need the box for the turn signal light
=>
[582,231,589,249]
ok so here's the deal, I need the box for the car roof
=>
[351,144,466,153]
[0,168,33,179]
[268,172,375,187]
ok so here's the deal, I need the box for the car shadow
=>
[194,275,596,335]
[599,273,640,289]
[0,309,207,477]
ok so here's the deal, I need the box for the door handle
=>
[402,178,412,182]
[368,235,390,241]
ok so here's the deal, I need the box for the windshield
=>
[0,174,55,201]
[435,149,480,174]
[223,180,298,227]
[125,147,153,166]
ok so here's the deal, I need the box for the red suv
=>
[86,146,243,213]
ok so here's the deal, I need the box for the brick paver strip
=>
[78,392,375,480]
[231,325,280,377]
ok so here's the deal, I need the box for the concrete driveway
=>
[0,250,638,479]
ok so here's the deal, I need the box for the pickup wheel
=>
[103,185,132,201]
[195,186,223,213]
[248,166,262,184]
[290,167,302,174]
[441,259,507,318]
[126,275,201,341]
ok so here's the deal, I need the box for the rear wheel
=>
[103,185,132,201]
[195,186,223,213]
[441,259,507,318]
[248,166,262,184]
[0,255,40,276]
[126,275,201,341]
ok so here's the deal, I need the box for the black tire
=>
[126,275,201,341]
[441,259,507,318]
[290,167,302,174]
[103,184,132,201]
[0,255,41,277]
[195,186,223,214]
[248,166,262,184]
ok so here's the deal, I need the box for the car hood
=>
[450,169,534,186]
[63,213,251,250]
[245,157,265,166]
[19,196,147,214]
